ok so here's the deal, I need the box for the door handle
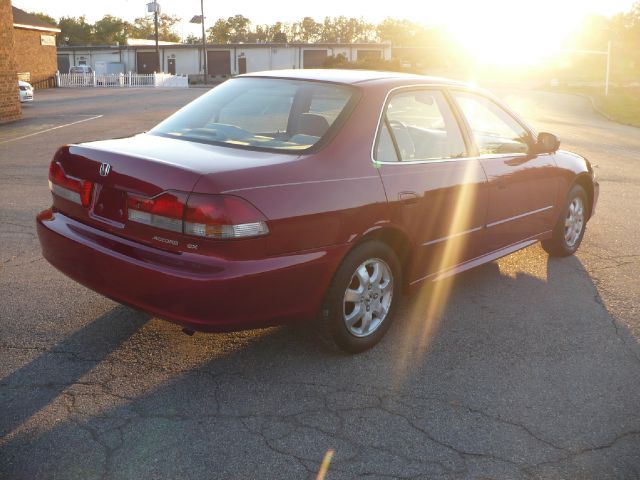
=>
[398,191,419,205]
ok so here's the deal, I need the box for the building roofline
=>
[13,23,61,33]
[12,7,60,32]
[57,42,390,51]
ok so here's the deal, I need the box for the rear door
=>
[450,90,558,251]
[374,87,488,284]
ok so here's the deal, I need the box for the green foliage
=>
[130,14,181,42]
[553,86,640,127]
[93,15,129,45]
[54,13,181,45]
[207,15,251,43]
[293,17,322,43]
[58,16,93,45]
[183,34,201,45]
[320,17,375,43]
[207,19,231,43]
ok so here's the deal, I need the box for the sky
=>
[12,0,636,64]
[13,0,636,35]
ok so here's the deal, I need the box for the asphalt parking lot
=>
[1,86,639,479]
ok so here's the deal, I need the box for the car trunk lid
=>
[49,133,289,253]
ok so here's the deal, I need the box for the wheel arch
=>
[353,226,414,289]
[573,173,595,220]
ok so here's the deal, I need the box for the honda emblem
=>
[99,163,111,177]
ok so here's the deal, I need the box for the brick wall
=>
[0,0,21,123]
[14,28,58,84]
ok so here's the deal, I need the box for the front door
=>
[375,88,488,284]
[238,56,247,74]
[167,58,176,75]
[450,91,558,251]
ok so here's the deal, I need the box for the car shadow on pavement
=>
[1,250,639,479]
[0,305,150,440]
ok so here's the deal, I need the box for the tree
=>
[93,15,129,45]
[130,14,181,42]
[268,22,289,43]
[227,14,252,43]
[293,17,321,43]
[321,17,372,43]
[183,33,201,44]
[207,18,231,43]
[248,24,270,43]
[58,16,93,45]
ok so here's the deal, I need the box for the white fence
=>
[56,72,188,88]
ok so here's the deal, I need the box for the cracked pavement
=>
[1,87,639,479]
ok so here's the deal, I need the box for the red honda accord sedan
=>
[37,70,598,352]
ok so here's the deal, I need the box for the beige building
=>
[12,6,60,86]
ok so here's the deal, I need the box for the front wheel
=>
[319,241,401,353]
[542,184,588,257]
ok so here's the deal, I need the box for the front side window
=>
[452,91,531,155]
[150,78,354,152]
[375,89,466,162]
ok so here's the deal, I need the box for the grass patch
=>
[551,86,640,128]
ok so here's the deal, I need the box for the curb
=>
[558,90,640,129]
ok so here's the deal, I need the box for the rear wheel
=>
[319,241,401,353]
[542,184,588,257]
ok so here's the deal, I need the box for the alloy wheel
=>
[342,258,394,338]
[564,196,584,247]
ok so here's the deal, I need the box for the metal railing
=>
[55,72,188,88]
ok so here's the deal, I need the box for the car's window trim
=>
[371,84,542,166]
[371,85,472,166]
[150,77,362,156]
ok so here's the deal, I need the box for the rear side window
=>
[375,89,466,162]
[150,78,355,152]
[452,91,531,155]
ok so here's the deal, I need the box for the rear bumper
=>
[37,209,348,331]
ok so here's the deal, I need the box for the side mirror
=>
[535,132,560,154]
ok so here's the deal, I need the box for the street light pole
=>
[201,0,207,85]
[154,8,159,72]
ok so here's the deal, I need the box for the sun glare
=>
[444,2,582,66]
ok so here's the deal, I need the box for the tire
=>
[542,184,588,257]
[319,241,401,353]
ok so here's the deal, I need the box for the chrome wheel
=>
[343,258,393,338]
[564,196,584,247]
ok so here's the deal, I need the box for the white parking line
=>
[0,115,104,145]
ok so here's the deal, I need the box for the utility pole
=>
[147,2,161,72]
[154,7,159,71]
[190,2,207,85]
[201,0,207,84]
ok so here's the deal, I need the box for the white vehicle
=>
[18,80,33,102]
[69,65,93,75]
[69,65,94,86]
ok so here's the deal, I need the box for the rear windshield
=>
[149,77,355,152]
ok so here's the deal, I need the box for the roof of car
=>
[242,69,468,87]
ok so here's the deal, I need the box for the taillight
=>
[184,194,269,239]
[126,192,269,239]
[127,191,186,233]
[48,161,93,207]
